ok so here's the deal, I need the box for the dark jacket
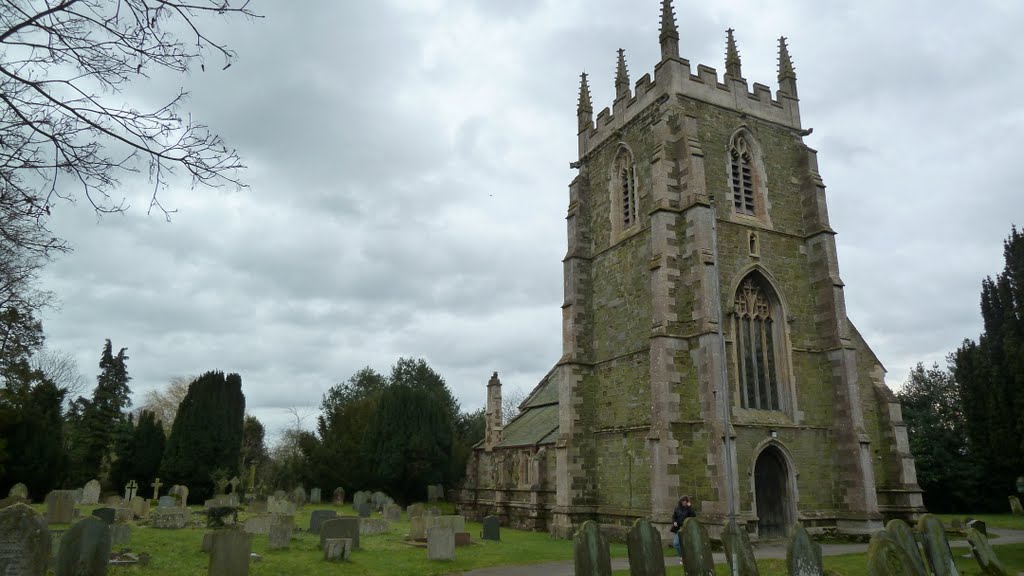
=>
[671,503,696,532]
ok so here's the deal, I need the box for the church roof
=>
[495,365,559,448]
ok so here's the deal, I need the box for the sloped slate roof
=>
[494,365,559,448]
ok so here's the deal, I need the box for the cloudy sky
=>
[36,0,1024,442]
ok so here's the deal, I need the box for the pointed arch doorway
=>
[754,445,793,539]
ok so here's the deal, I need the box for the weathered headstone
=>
[55,516,111,576]
[481,515,500,541]
[573,520,610,576]
[73,488,84,504]
[384,503,401,521]
[885,519,928,576]
[150,478,163,500]
[7,482,28,500]
[918,514,961,576]
[323,538,352,562]
[625,518,664,576]
[321,517,360,550]
[786,524,823,576]
[454,532,471,546]
[966,518,987,537]
[431,515,466,533]
[45,490,77,524]
[227,477,240,495]
[309,510,337,535]
[332,487,345,505]
[268,515,293,550]
[158,496,177,509]
[91,508,116,525]
[128,496,150,519]
[81,480,101,505]
[291,487,306,507]
[169,485,189,508]
[208,529,251,576]
[201,532,214,554]
[966,527,1009,576]
[721,518,759,576]
[104,495,122,507]
[426,506,441,517]
[352,491,368,509]
[681,517,715,576]
[109,523,130,547]
[266,497,295,515]
[357,503,371,518]
[359,518,389,535]
[428,526,455,561]
[410,515,427,540]
[123,480,138,502]
[216,478,229,495]
[427,484,444,502]
[1009,495,1023,516]
[310,487,322,505]
[370,491,387,511]
[0,503,51,576]
[242,515,271,535]
[866,530,920,576]
[150,508,188,529]
[407,503,425,518]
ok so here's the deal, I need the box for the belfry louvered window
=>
[730,137,755,215]
[620,160,637,227]
[735,277,780,410]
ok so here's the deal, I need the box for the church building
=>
[457,0,925,540]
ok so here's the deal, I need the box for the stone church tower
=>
[459,0,924,540]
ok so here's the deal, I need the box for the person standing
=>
[670,495,697,564]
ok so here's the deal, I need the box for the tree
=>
[160,371,245,500]
[239,414,268,483]
[896,362,979,512]
[110,409,165,489]
[29,347,87,404]
[951,226,1024,510]
[66,339,131,487]
[311,367,387,492]
[502,386,528,424]
[136,374,192,436]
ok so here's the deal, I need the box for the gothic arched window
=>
[730,136,755,216]
[616,148,637,229]
[734,276,781,410]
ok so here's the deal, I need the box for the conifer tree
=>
[160,371,245,500]
[68,340,132,487]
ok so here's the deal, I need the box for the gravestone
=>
[359,518,389,535]
[966,527,1009,576]
[267,497,295,515]
[73,488,84,504]
[407,503,425,518]
[321,517,360,550]
[227,477,240,495]
[966,519,987,536]
[248,500,267,515]
[866,530,920,576]
[0,503,51,576]
[310,488,322,505]
[55,516,111,576]
[323,538,352,562]
[370,491,387,511]
[357,503,371,518]
[243,515,271,535]
[216,478,229,495]
[786,524,823,576]
[309,510,337,535]
[291,487,306,507]
[123,480,138,502]
[81,480,101,505]
[158,496,177,509]
[951,518,964,531]
[7,482,28,500]
[150,478,163,500]
[383,503,401,521]
[1009,495,1023,516]
[91,508,116,525]
[885,519,928,576]
[268,515,293,550]
[129,496,150,519]
[150,508,188,529]
[918,514,960,576]
[427,484,444,502]
[208,529,251,576]
[332,487,345,504]
[454,532,471,546]
[481,515,500,541]
[169,485,189,508]
[431,515,465,533]
[573,520,610,576]
[428,526,455,561]
[201,532,214,554]
[625,518,664,576]
[109,523,130,547]
[45,490,77,524]
[104,496,122,507]
[721,518,759,576]
[426,506,441,517]
[410,516,427,540]
[352,491,367,508]
[681,517,715,576]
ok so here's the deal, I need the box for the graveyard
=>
[1,480,1023,575]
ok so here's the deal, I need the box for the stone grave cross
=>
[151,478,163,500]
[124,480,138,501]
[228,476,240,494]
[216,478,229,495]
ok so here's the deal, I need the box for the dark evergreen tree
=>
[951,226,1024,510]
[108,414,135,491]
[312,367,387,492]
[129,410,166,487]
[239,414,269,484]
[160,371,245,500]
[67,340,132,487]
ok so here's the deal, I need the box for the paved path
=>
[452,528,1024,576]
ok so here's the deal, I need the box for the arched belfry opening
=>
[754,445,793,539]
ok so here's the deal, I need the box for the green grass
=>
[935,513,1024,531]
[33,503,1024,576]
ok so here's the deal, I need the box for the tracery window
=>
[730,136,755,215]
[734,277,780,410]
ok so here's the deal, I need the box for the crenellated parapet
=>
[575,3,801,159]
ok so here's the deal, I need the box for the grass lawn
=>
[35,502,1024,576]
[934,513,1024,531]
